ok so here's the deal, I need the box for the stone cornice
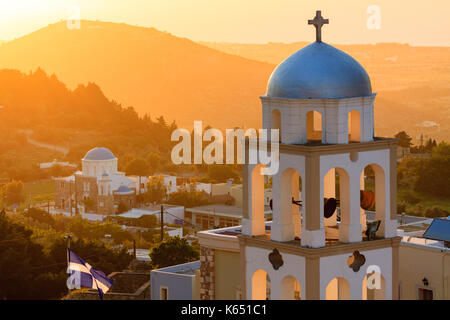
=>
[279,138,397,156]
[260,94,377,104]
[238,235,402,259]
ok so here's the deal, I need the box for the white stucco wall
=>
[319,247,392,300]
[245,246,306,300]
[262,96,375,145]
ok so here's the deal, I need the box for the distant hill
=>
[201,42,450,91]
[0,20,273,130]
[0,20,447,141]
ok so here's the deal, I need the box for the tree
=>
[125,158,150,193]
[167,185,209,208]
[1,180,25,205]
[424,138,437,153]
[413,143,450,198]
[146,152,161,174]
[423,206,449,218]
[431,142,450,157]
[207,164,239,183]
[66,216,134,244]
[394,131,413,148]
[48,238,133,278]
[414,156,450,197]
[145,175,167,204]
[149,236,199,268]
[0,214,60,299]
[25,207,55,227]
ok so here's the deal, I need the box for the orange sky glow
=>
[0,0,449,46]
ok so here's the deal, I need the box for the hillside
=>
[0,69,177,180]
[202,42,450,141]
[0,20,273,129]
[0,20,448,141]
[201,42,450,91]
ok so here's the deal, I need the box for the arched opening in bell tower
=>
[279,168,303,241]
[306,111,323,143]
[325,277,350,300]
[244,164,268,236]
[323,167,350,242]
[348,110,361,142]
[281,275,301,300]
[271,109,282,142]
[251,270,270,300]
[361,164,386,239]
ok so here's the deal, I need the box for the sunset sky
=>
[0,0,449,46]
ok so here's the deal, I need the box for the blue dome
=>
[116,185,132,193]
[83,147,116,161]
[266,42,372,99]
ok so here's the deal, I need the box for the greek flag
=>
[67,248,114,299]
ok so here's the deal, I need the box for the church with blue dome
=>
[55,147,138,214]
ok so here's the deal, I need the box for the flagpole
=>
[66,230,72,297]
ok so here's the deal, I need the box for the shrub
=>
[25,207,55,227]
[403,191,420,205]
[423,206,450,218]
[397,201,407,214]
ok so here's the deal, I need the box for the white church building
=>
[197,11,400,300]
[55,147,138,214]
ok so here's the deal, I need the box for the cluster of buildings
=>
[54,147,274,232]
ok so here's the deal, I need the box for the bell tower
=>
[240,11,400,300]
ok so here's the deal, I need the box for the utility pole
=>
[66,230,73,296]
[74,176,79,215]
[66,231,72,250]
[160,205,164,242]
[69,180,72,216]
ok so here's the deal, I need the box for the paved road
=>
[19,129,69,155]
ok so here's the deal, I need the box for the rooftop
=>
[151,261,200,276]
[402,236,450,251]
[199,220,396,251]
[186,204,272,218]
[119,205,183,219]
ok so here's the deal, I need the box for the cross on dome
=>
[308,10,329,43]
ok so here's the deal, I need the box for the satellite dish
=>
[360,190,375,210]
[324,198,337,218]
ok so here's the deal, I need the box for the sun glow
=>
[0,0,449,46]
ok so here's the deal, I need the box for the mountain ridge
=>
[0,20,274,129]
[0,20,448,141]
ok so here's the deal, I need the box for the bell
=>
[360,190,375,210]
[324,198,337,218]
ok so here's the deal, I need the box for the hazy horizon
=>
[0,0,449,46]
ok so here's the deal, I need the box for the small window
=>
[160,287,168,300]
[418,288,433,300]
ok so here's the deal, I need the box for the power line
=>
[163,209,202,231]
